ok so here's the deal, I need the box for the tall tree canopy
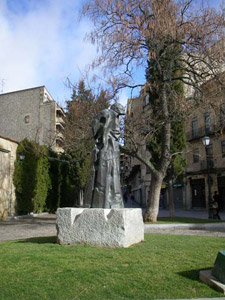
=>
[64,80,110,155]
[82,0,225,221]
[63,80,110,200]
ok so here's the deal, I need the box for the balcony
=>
[56,105,66,117]
[200,159,214,170]
[56,131,64,140]
[186,124,217,141]
[56,116,65,124]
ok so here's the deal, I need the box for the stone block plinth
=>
[212,250,225,284]
[56,208,144,248]
[199,270,225,294]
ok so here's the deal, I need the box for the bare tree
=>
[82,0,225,221]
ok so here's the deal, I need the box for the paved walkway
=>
[125,197,225,220]
[1,208,225,242]
[158,208,225,220]
[0,214,57,242]
[146,227,225,237]
[163,299,225,300]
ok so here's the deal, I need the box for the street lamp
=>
[201,136,210,147]
[201,136,213,218]
[19,153,25,161]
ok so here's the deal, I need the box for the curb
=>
[144,222,225,232]
[160,298,225,300]
[8,212,49,220]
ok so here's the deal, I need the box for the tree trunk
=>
[78,189,84,207]
[144,172,164,222]
[168,178,175,218]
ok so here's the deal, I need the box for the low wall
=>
[0,136,18,218]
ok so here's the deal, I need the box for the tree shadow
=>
[16,236,57,244]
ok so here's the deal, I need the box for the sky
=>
[0,0,223,109]
[0,0,103,108]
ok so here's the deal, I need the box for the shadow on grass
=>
[178,267,211,281]
[17,236,57,244]
[178,267,221,293]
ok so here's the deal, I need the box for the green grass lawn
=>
[147,217,225,224]
[0,234,224,300]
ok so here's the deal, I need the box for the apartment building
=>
[185,78,225,211]
[124,93,152,207]
[124,69,225,211]
[0,86,65,153]
[125,91,185,208]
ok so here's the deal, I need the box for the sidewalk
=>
[158,208,225,220]
[1,206,225,242]
[125,197,225,220]
[0,214,57,242]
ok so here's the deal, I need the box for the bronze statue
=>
[84,103,125,208]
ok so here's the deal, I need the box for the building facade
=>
[0,136,18,218]
[185,106,225,211]
[125,71,225,211]
[124,93,152,207]
[0,86,65,153]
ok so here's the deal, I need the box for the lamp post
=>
[19,153,25,162]
[201,136,213,218]
[19,154,25,161]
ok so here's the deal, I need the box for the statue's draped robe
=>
[84,109,124,208]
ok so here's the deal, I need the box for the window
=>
[146,166,151,174]
[24,115,30,124]
[204,112,211,134]
[43,93,49,103]
[146,119,150,125]
[220,105,225,128]
[221,141,225,158]
[192,118,198,138]
[145,94,150,106]
[193,148,199,163]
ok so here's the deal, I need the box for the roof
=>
[0,86,60,107]
[0,135,19,144]
[0,86,45,97]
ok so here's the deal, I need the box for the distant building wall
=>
[0,86,65,152]
[39,101,55,148]
[126,95,152,207]
[0,136,18,218]
[0,87,42,142]
[184,76,225,210]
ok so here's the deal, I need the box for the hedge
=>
[13,139,89,215]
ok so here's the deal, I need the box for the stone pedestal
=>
[199,250,225,294]
[56,208,144,248]
[212,251,225,284]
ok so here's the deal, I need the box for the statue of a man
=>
[84,102,125,208]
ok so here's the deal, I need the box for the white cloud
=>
[0,0,96,106]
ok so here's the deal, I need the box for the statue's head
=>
[111,102,125,115]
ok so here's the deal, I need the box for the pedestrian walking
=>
[213,191,221,220]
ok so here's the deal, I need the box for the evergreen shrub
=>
[13,140,89,215]
[13,139,50,214]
